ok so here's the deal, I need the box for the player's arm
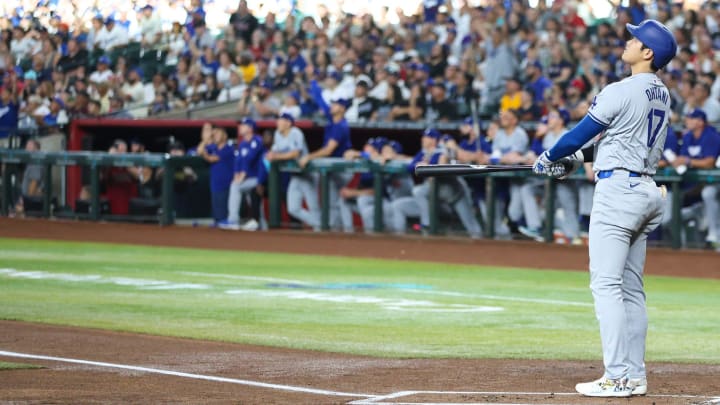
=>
[267,149,301,161]
[546,115,607,161]
[685,156,716,169]
[309,80,331,121]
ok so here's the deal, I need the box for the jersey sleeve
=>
[679,132,691,157]
[587,83,624,127]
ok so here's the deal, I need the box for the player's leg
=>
[701,184,720,245]
[338,194,355,233]
[412,182,431,228]
[226,182,242,224]
[391,196,420,234]
[356,195,376,233]
[518,179,543,239]
[287,177,320,229]
[452,191,482,238]
[507,182,523,225]
[588,180,634,381]
[556,182,580,242]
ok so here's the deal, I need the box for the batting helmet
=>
[626,20,677,70]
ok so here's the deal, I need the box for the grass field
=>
[1,238,719,363]
[0,361,43,370]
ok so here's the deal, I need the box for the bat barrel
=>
[415,164,533,177]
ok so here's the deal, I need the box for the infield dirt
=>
[0,218,718,404]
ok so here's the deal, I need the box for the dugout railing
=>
[0,149,201,225]
[3,149,720,249]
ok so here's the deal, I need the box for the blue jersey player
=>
[533,20,677,397]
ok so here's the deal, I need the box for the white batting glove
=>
[532,151,554,176]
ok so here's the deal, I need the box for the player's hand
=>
[298,156,310,168]
[533,151,580,179]
[555,152,583,179]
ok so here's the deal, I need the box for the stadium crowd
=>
[2,0,720,248]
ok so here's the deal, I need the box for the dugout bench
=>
[0,149,202,225]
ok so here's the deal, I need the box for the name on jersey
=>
[645,87,669,105]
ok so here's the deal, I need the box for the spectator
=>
[346,78,378,122]
[237,80,280,118]
[236,51,257,84]
[525,60,553,105]
[42,97,68,127]
[0,84,19,141]
[216,51,237,88]
[517,90,543,122]
[217,70,246,102]
[499,77,522,112]
[56,39,87,76]
[198,124,234,224]
[88,56,113,84]
[687,82,720,124]
[278,91,301,119]
[425,80,455,122]
[121,68,145,107]
[229,0,258,44]
[481,27,517,113]
[139,5,163,47]
[388,82,425,121]
[96,17,128,51]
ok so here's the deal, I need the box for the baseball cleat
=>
[627,377,647,395]
[575,377,631,397]
[217,220,241,231]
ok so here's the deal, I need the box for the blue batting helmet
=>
[626,20,677,70]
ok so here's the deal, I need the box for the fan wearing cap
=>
[533,20,678,397]
[525,60,553,104]
[198,124,235,225]
[674,108,720,246]
[88,56,113,84]
[345,78,378,122]
[42,97,69,127]
[266,113,321,230]
[219,118,265,231]
[305,79,353,228]
[96,16,128,51]
[120,68,145,107]
[139,5,162,47]
[426,80,456,122]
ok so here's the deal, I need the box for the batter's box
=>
[349,390,720,405]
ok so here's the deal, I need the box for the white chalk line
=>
[2,350,718,405]
[0,350,372,398]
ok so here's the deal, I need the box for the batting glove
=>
[532,151,554,176]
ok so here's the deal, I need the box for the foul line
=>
[0,350,373,399]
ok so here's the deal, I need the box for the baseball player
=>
[669,109,720,248]
[392,128,482,237]
[220,118,264,231]
[518,109,582,243]
[198,125,234,225]
[265,113,321,230]
[302,79,353,230]
[533,20,677,397]
[339,137,394,233]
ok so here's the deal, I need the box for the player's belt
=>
[597,169,643,179]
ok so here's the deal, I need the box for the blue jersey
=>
[0,101,18,138]
[408,150,443,174]
[206,143,235,192]
[661,126,680,157]
[323,120,351,157]
[680,126,720,161]
[234,135,265,178]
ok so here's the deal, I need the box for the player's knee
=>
[701,185,719,201]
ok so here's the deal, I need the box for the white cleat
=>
[627,377,648,395]
[575,377,631,397]
[240,218,259,231]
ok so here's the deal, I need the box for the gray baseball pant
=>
[701,184,720,242]
[588,171,663,381]
[287,175,320,229]
[227,177,258,222]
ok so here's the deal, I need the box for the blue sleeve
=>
[234,154,244,173]
[546,115,607,161]
[246,138,263,166]
[708,131,720,158]
[530,138,544,156]
[663,127,678,152]
[219,145,235,160]
[309,80,331,120]
[408,152,424,173]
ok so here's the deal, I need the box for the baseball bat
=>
[415,164,533,177]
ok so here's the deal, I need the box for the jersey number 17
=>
[646,108,665,147]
